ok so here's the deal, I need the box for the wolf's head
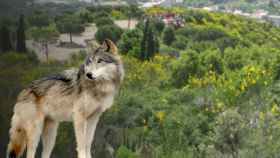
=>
[79,39,124,85]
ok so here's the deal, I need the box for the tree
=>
[152,19,165,34]
[213,109,247,158]
[163,26,175,46]
[16,14,26,53]
[200,49,224,74]
[95,17,114,28]
[95,24,123,44]
[171,36,188,50]
[92,11,110,20]
[140,19,159,60]
[0,25,12,53]
[146,26,158,59]
[171,50,202,88]
[29,24,59,62]
[56,15,85,44]
[124,5,144,29]
[118,28,142,56]
[140,19,149,60]
[28,11,51,28]
[78,8,93,24]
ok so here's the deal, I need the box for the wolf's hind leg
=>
[41,119,58,158]
[26,116,44,158]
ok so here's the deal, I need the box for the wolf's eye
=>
[86,57,93,65]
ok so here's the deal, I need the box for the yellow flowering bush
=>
[187,65,273,111]
[123,55,171,88]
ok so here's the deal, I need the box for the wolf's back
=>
[7,68,79,158]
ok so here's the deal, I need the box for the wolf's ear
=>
[102,39,118,54]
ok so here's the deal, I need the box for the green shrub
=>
[95,17,114,28]
[171,50,203,88]
[163,26,176,46]
[171,36,188,50]
[213,109,247,158]
[118,28,142,56]
[152,19,165,34]
[224,47,247,70]
[116,146,139,158]
[95,24,123,43]
[199,49,224,74]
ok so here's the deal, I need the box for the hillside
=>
[1,6,280,158]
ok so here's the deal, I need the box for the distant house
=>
[202,5,218,12]
[161,13,184,28]
[251,10,268,19]
[148,13,185,28]
[264,15,280,27]
[140,0,183,8]
[79,0,127,6]
[160,0,183,7]
[35,0,72,4]
[140,0,164,8]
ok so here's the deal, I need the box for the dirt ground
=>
[27,20,138,62]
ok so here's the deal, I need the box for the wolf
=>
[7,39,124,158]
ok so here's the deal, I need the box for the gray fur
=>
[8,39,124,158]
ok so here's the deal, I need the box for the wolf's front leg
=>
[86,114,101,158]
[41,119,59,158]
[74,113,88,158]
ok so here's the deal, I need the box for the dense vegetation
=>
[2,5,280,158]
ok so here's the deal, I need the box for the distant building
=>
[140,0,183,8]
[202,5,218,12]
[160,0,183,7]
[140,0,164,8]
[79,0,127,6]
[35,0,72,4]
[264,15,280,27]
[252,10,268,19]
[148,13,185,28]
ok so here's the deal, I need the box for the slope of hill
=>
[2,6,280,158]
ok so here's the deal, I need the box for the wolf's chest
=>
[74,92,115,117]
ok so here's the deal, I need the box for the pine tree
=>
[16,14,26,52]
[147,27,155,58]
[140,18,159,60]
[0,25,12,53]
[140,19,149,60]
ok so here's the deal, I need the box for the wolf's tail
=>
[7,122,27,158]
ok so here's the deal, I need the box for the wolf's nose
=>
[86,73,95,80]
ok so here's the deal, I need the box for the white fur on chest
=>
[74,92,115,118]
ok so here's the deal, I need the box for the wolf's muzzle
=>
[86,73,96,80]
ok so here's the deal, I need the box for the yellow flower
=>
[240,84,246,91]
[217,102,223,109]
[251,79,256,84]
[249,66,256,72]
[271,103,279,115]
[259,112,265,120]
[156,111,165,123]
